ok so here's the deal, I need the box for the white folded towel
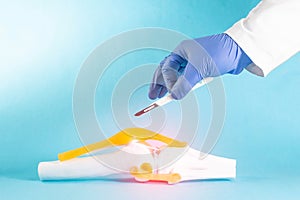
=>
[38,141,236,182]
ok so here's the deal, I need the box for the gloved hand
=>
[148,33,252,100]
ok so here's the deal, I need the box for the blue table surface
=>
[1,174,300,200]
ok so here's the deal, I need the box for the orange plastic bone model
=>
[130,163,181,184]
[58,128,187,161]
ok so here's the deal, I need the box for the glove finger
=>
[161,53,186,91]
[148,60,167,99]
[148,84,164,100]
[158,86,168,98]
[149,67,163,88]
[170,63,202,100]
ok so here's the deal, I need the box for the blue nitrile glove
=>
[148,33,252,100]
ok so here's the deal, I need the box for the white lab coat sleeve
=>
[225,0,300,76]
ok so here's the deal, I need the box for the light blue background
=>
[1,0,300,199]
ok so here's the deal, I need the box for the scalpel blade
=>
[134,77,213,117]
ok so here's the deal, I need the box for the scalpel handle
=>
[155,77,214,106]
[134,77,213,116]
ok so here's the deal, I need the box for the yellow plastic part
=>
[58,128,187,161]
[130,162,181,184]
